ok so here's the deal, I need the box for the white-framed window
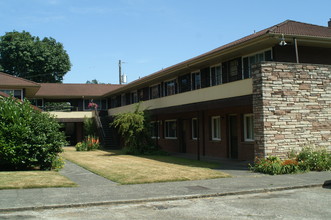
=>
[191,71,201,90]
[244,114,254,141]
[150,121,160,139]
[0,89,23,100]
[242,49,272,79]
[211,116,221,140]
[192,118,198,140]
[210,64,222,86]
[164,120,177,139]
[164,79,177,96]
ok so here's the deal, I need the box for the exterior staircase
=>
[95,111,120,149]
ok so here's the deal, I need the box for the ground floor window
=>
[164,120,177,139]
[211,116,221,140]
[150,121,160,139]
[192,118,198,140]
[244,114,254,141]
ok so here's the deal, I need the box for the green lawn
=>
[62,147,230,184]
[0,171,76,190]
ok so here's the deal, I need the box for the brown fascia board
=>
[103,33,271,97]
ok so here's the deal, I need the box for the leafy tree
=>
[86,79,104,84]
[0,97,67,170]
[111,103,157,154]
[0,31,71,83]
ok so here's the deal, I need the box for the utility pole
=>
[118,60,122,85]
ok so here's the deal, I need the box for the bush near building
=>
[0,97,67,170]
[250,147,331,175]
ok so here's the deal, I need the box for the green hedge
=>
[0,97,67,170]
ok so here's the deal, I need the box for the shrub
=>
[250,146,331,175]
[111,103,158,155]
[75,135,100,151]
[297,146,331,171]
[83,117,97,137]
[0,97,67,170]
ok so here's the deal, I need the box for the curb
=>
[1,183,328,213]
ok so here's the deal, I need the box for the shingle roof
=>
[0,72,40,87]
[269,20,331,38]
[35,83,123,98]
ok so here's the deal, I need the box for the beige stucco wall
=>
[49,111,94,119]
[108,78,253,115]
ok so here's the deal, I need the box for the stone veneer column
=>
[253,62,331,158]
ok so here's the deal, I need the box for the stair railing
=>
[94,109,106,145]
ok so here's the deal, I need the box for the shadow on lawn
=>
[98,148,227,169]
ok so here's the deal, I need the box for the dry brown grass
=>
[62,147,230,184]
[0,171,76,189]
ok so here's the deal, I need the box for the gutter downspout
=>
[294,38,299,63]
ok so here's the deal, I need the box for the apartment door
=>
[228,115,238,159]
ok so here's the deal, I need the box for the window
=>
[191,71,201,90]
[243,50,272,78]
[164,80,177,96]
[150,84,160,99]
[131,91,138,104]
[150,121,160,138]
[0,89,23,100]
[192,118,198,140]
[29,98,43,108]
[165,120,177,139]
[121,94,126,106]
[211,116,221,140]
[179,74,191,93]
[210,65,222,86]
[244,114,254,141]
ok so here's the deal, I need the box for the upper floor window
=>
[131,91,138,104]
[210,65,222,86]
[150,84,160,99]
[121,94,126,106]
[179,74,191,93]
[243,50,272,78]
[191,71,201,90]
[164,79,177,96]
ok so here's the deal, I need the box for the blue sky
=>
[0,0,330,84]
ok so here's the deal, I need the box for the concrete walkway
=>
[0,160,330,212]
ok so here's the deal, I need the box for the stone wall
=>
[253,62,331,158]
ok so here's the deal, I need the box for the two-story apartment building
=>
[1,20,330,161]
[104,20,331,160]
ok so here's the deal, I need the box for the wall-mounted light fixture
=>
[279,34,287,46]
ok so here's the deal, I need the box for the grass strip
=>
[0,171,76,190]
[62,147,230,185]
